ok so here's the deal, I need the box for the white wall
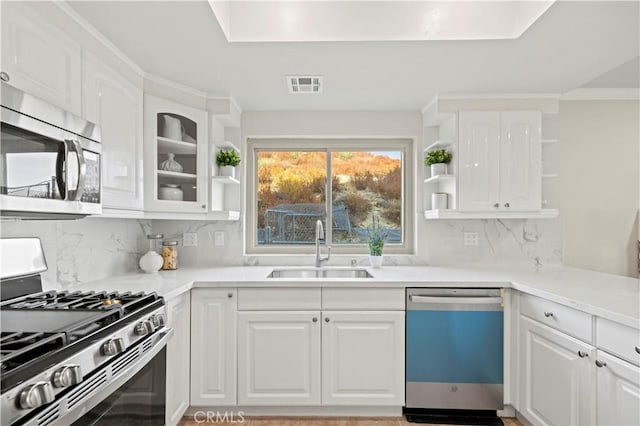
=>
[560,99,639,277]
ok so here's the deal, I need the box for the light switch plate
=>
[464,232,479,246]
[183,232,198,247]
[214,231,225,246]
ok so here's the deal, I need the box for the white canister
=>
[158,184,184,201]
[432,192,448,210]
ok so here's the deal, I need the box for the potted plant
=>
[216,149,241,178]
[367,216,388,268]
[424,149,452,176]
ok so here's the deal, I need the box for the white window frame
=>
[245,138,414,255]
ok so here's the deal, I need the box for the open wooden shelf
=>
[423,140,454,153]
[212,176,240,185]
[424,174,456,184]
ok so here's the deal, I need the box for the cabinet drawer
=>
[597,318,640,366]
[238,288,321,310]
[520,294,593,343]
[322,288,405,310]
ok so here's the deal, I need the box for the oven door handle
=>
[409,295,503,305]
[25,327,173,426]
[64,139,86,201]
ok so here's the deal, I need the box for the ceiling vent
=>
[287,76,323,94]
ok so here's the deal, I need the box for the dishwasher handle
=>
[409,295,502,305]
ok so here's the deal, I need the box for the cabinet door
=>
[499,111,541,211]
[519,316,596,425]
[166,293,191,426]
[322,311,405,406]
[237,311,321,405]
[458,111,501,211]
[1,2,82,115]
[83,52,143,211]
[596,350,640,426]
[143,95,209,213]
[190,289,237,406]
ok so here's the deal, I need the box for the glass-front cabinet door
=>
[143,95,208,212]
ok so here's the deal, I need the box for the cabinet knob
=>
[595,360,607,368]
[543,311,554,318]
[312,317,318,323]
[504,203,510,208]
[635,346,639,355]
[577,350,588,358]
[227,293,233,298]
[324,317,330,323]
[493,203,500,208]
[201,204,206,209]
[0,71,9,82]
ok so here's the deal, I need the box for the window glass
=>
[331,151,402,244]
[257,151,326,245]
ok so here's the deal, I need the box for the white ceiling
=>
[209,1,555,42]
[67,1,639,111]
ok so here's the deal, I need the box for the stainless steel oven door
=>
[21,328,172,426]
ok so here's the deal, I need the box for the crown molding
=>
[54,1,145,77]
[561,88,640,100]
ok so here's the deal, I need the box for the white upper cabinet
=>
[83,52,143,211]
[1,2,82,115]
[458,111,541,212]
[499,111,542,211]
[458,111,501,211]
[144,95,209,212]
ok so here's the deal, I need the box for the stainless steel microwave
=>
[1,84,102,219]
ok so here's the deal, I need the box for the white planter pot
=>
[368,255,383,268]
[430,163,448,176]
[219,166,236,178]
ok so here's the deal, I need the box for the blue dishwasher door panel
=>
[406,310,504,384]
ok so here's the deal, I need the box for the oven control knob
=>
[18,381,55,409]
[52,365,82,388]
[150,314,166,328]
[100,337,125,356]
[134,320,154,336]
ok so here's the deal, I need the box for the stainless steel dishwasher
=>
[405,288,504,423]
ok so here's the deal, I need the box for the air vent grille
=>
[112,349,140,376]
[287,76,323,94]
[37,405,59,426]
[67,371,107,408]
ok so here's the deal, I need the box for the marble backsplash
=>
[152,215,563,270]
[0,218,151,290]
[0,214,562,289]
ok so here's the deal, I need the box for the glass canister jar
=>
[161,240,178,270]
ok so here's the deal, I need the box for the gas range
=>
[0,239,172,426]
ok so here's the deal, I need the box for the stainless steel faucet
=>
[315,220,331,267]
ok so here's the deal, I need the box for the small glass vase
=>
[159,153,183,173]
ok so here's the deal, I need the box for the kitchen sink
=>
[267,268,374,279]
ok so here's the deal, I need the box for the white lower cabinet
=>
[519,315,596,425]
[190,289,237,406]
[165,293,191,426]
[596,350,640,426]
[321,311,405,405]
[237,311,322,405]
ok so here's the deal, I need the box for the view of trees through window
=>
[256,150,402,246]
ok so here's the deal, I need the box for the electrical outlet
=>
[183,232,198,247]
[464,232,479,246]
[214,231,225,246]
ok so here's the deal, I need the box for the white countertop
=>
[71,265,640,328]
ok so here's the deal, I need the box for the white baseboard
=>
[185,405,403,418]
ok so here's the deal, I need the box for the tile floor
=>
[179,416,523,426]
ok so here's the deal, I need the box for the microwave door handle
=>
[65,139,86,201]
[55,142,67,199]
